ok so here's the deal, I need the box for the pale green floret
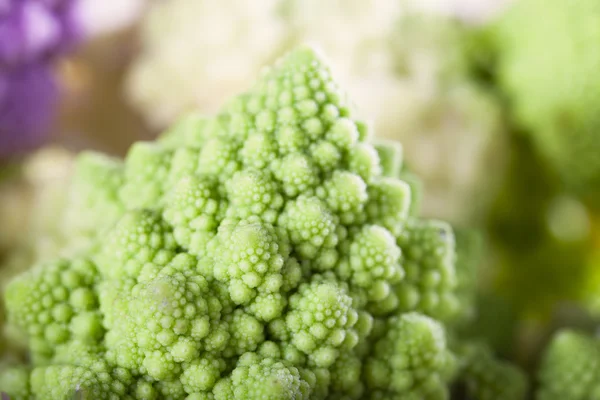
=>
[180,356,226,394]
[346,143,382,184]
[276,125,309,156]
[197,137,241,182]
[51,339,106,366]
[213,353,313,400]
[396,219,458,320]
[309,140,342,172]
[167,148,201,188]
[97,277,135,330]
[96,210,178,279]
[31,365,114,400]
[163,175,221,257]
[537,330,600,400]
[225,170,283,222]
[279,195,338,263]
[365,313,455,400]
[185,394,214,400]
[5,258,102,363]
[348,225,404,307]
[132,380,160,400]
[106,255,227,381]
[280,279,358,368]
[155,379,188,400]
[316,171,368,225]
[239,132,278,170]
[29,341,142,400]
[61,152,125,252]
[280,257,303,293]
[354,121,372,143]
[1,46,468,399]
[272,154,320,197]
[119,142,173,209]
[366,178,411,236]
[222,310,265,357]
[374,140,404,179]
[456,342,528,400]
[328,351,364,399]
[399,170,423,217]
[325,118,360,150]
[211,218,290,321]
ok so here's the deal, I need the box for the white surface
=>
[411,0,512,23]
[79,0,146,37]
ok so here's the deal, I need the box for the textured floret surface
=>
[0,46,500,399]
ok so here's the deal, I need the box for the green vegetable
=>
[537,330,600,400]
[1,46,497,399]
[365,313,456,399]
[451,228,483,329]
[455,342,528,400]
[490,0,600,195]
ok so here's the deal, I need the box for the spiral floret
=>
[1,46,468,399]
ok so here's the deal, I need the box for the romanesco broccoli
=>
[454,342,528,400]
[490,0,600,195]
[1,46,486,399]
[537,330,600,400]
[127,0,507,223]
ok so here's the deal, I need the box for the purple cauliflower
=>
[0,0,82,160]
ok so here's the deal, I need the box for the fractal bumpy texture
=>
[127,0,507,223]
[3,47,480,399]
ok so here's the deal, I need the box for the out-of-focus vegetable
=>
[489,0,600,198]
[0,0,83,160]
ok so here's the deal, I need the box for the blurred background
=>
[1,0,599,371]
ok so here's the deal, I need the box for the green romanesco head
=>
[61,152,125,255]
[365,312,456,399]
[1,46,475,399]
[454,342,528,400]
[491,0,600,195]
[212,352,313,400]
[537,330,600,400]
[4,258,103,364]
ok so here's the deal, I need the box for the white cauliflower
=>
[127,0,287,127]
